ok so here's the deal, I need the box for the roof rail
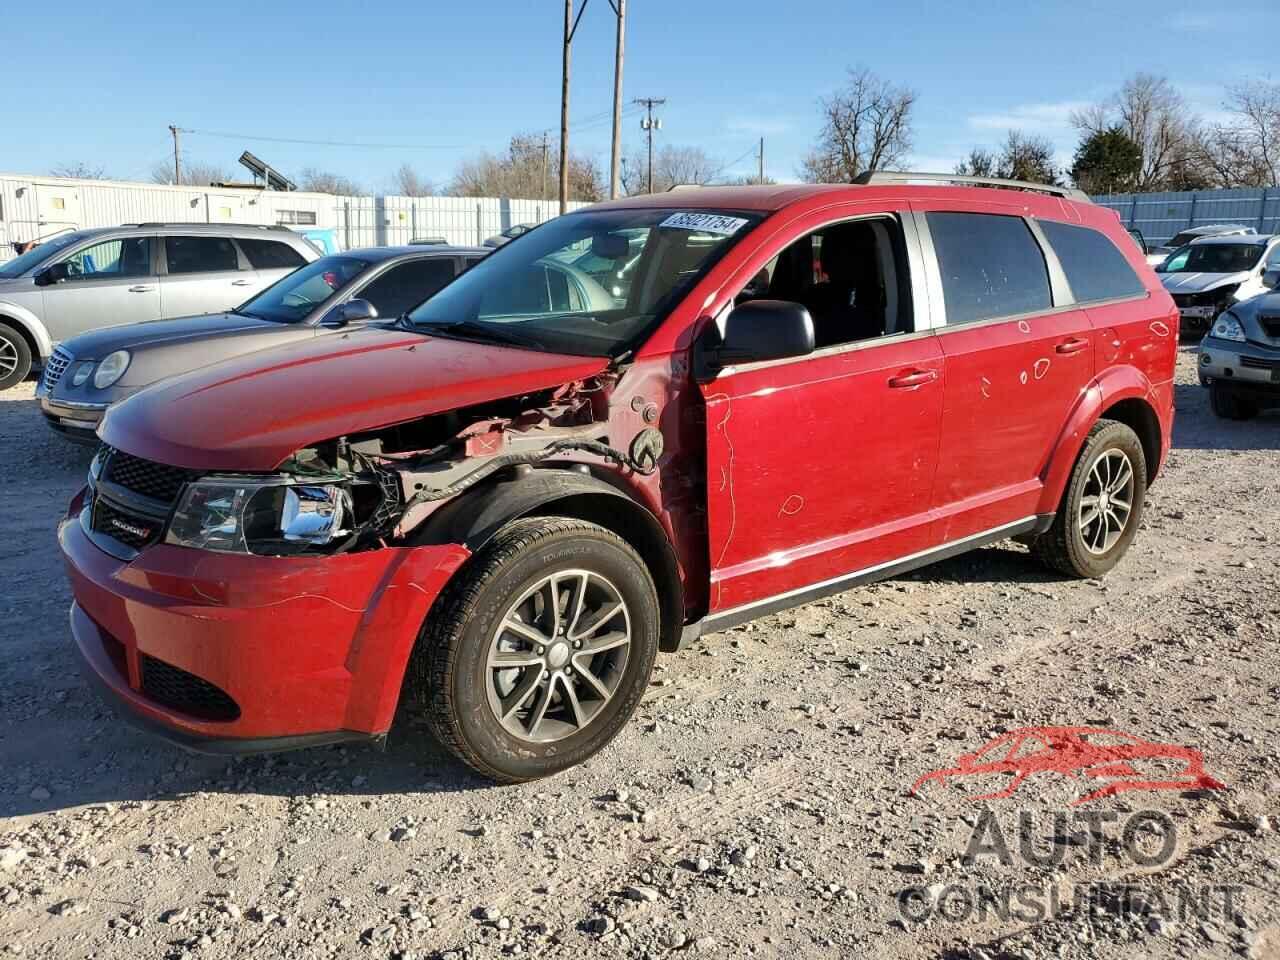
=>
[126,222,293,230]
[853,171,1091,203]
[667,183,705,191]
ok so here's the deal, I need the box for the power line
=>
[180,128,472,151]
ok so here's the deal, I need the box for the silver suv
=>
[0,223,318,391]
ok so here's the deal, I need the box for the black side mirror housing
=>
[695,299,815,379]
[34,262,69,286]
[323,298,379,328]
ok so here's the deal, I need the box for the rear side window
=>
[1040,221,1144,303]
[926,212,1052,325]
[358,258,457,318]
[238,238,307,270]
[165,236,240,274]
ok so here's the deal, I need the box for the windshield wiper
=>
[415,319,545,349]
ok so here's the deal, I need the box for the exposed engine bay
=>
[276,375,659,554]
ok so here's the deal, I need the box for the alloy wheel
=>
[485,569,632,743]
[1078,449,1134,556]
[0,337,17,380]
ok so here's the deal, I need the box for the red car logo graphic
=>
[912,726,1225,806]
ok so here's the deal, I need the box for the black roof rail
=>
[125,222,294,231]
[853,170,1091,203]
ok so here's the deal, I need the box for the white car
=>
[1160,234,1280,337]
[1145,223,1256,268]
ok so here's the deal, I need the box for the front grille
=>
[1171,291,1217,308]
[1260,316,1280,340]
[140,655,240,722]
[91,498,162,551]
[1239,356,1279,372]
[101,446,200,505]
[41,347,72,391]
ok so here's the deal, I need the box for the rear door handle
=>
[127,285,154,293]
[1056,337,1089,355]
[887,369,939,389]
[231,279,253,286]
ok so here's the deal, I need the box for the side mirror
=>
[34,262,69,286]
[1263,269,1280,290]
[696,299,815,378]
[323,298,378,328]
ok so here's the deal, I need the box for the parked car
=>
[61,174,1176,782]
[1160,234,1280,338]
[1198,268,1280,419]
[1144,223,1256,267]
[37,246,487,442]
[0,223,319,392]
[298,228,342,255]
[483,223,535,248]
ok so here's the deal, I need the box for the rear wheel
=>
[1034,420,1147,579]
[0,323,32,392]
[1210,383,1258,421]
[409,517,660,783]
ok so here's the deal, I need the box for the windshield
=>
[238,256,370,323]
[1166,243,1264,274]
[0,231,88,279]
[408,208,761,356]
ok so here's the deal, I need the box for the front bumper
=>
[1198,336,1280,395]
[40,397,108,443]
[60,489,470,752]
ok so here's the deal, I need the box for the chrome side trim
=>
[705,515,1041,628]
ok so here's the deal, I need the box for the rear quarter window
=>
[238,238,308,270]
[1040,220,1145,303]
[926,212,1052,325]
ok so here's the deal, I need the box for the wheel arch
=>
[0,303,53,363]
[412,468,686,653]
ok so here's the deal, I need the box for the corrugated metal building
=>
[0,173,588,260]
[1092,187,1280,246]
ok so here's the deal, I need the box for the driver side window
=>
[62,237,151,280]
[735,216,915,349]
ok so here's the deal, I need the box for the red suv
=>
[60,174,1177,782]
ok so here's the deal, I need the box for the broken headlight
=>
[165,478,353,555]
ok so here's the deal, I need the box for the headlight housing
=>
[93,350,131,389]
[71,361,94,387]
[1210,312,1246,343]
[165,478,353,555]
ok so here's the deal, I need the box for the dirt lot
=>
[1,347,1277,960]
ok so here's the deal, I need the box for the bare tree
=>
[799,67,916,183]
[1071,74,1201,190]
[620,145,721,194]
[449,134,602,201]
[50,162,108,180]
[297,168,364,196]
[390,163,434,197]
[149,159,234,186]
[1192,79,1280,187]
[954,148,998,177]
[955,134,1059,184]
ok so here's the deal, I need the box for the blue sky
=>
[5,1,1278,192]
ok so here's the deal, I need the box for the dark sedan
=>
[37,245,487,442]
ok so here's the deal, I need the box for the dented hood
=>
[99,326,609,471]
[1160,270,1250,294]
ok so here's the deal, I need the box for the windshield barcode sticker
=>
[659,212,749,236]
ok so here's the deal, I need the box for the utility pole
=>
[560,0,590,214]
[541,131,549,201]
[168,124,182,185]
[634,97,665,193]
[608,0,626,199]
[758,136,765,184]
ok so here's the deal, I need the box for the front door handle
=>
[231,279,253,286]
[127,285,154,293]
[887,368,939,389]
[1056,337,1089,355]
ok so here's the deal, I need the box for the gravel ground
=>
[1,347,1278,960]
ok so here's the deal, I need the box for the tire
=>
[0,323,32,392]
[409,516,660,783]
[1034,419,1148,579]
[1210,383,1257,421]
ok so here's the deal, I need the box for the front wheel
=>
[1034,420,1148,579]
[0,323,32,392]
[409,517,660,783]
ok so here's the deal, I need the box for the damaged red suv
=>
[61,174,1178,782]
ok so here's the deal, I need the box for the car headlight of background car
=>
[92,350,131,389]
[165,478,353,555]
[1210,312,1247,342]
[71,361,95,387]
